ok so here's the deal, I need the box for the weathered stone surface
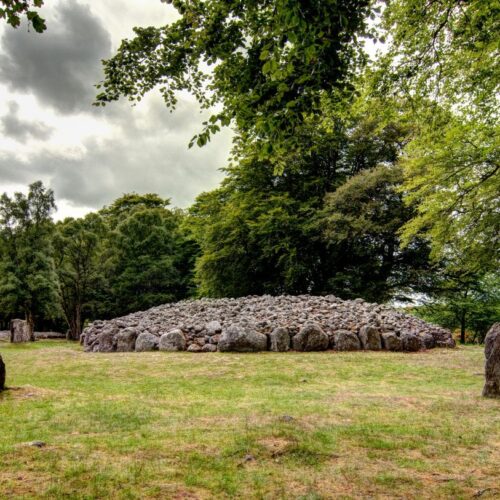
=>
[292,323,329,351]
[82,294,454,353]
[10,319,31,343]
[187,344,202,353]
[0,355,5,391]
[483,323,500,398]
[359,325,382,350]
[420,332,435,349]
[436,338,456,348]
[159,329,186,352]
[135,332,159,352]
[116,328,138,352]
[333,330,361,351]
[218,324,267,352]
[98,330,116,352]
[381,331,402,351]
[269,327,290,352]
[401,332,423,352]
[202,343,217,352]
[206,321,222,336]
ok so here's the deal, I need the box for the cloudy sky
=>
[0,0,233,219]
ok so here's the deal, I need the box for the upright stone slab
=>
[482,323,500,398]
[10,319,31,343]
[0,355,5,391]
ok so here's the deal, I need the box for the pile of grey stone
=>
[82,294,455,353]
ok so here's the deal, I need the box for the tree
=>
[322,165,431,302]
[373,0,500,269]
[101,194,193,316]
[416,270,500,344]
[96,0,373,167]
[53,214,107,340]
[0,0,46,32]
[188,98,429,301]
[0,181,59,338]
[399,114,499,272]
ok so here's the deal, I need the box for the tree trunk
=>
[460,309,466,344]
[25,311,35,342]
[66,306,83,341]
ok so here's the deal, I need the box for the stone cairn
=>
[483,323,500,398]
[82,295,455,353]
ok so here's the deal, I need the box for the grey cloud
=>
[1,102,53,142]
[0,97,232,210]
[0,2,111,114]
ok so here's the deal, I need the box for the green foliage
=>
[99,194,195,316]
[373,0,500,270]
[399,114,499,272]
[415,273,500,344]
[322,165,431,302]
[96,0,372,167]
[378,0,499,121]
[188,100,429,301]
[0,0,46,32]
[0,181,59,334]
[53,214,107,340]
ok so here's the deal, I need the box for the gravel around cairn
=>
[81,295,455,353]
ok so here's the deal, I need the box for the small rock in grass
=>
[29,441,46,448]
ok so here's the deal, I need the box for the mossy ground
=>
[0,341,498,499]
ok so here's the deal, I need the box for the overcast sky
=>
[0,0,233,219]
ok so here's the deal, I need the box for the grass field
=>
[0,341,498,499]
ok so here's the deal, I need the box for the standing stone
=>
[10,319,31,343]
[292,323,329,351]
[482,323,500,398]
[333,330,361,351]
[359,325,382,350]
[218,324,267,352]
[116,328,138,352]
[0,355,5,391]
[135,332,159,352]
[159,329,186,352]
[269,327,290,352]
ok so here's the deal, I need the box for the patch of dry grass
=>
[0,341,498,499]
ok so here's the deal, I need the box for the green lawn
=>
[0,341,498,499]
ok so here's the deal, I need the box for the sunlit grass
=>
[0,341,498,499]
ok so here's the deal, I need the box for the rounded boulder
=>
[292,323,329,352]
[218,324,267,352]
[159,329,186,352]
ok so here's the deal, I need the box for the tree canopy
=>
[96,0,373,168]
[0,0,46,32]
